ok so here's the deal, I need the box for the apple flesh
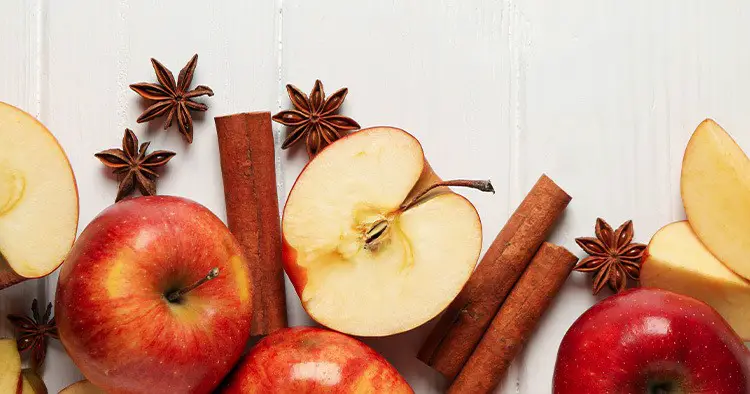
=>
[59,380,105,394]
[681,119,750,280]
[282,127,486,336]
[641,221,750,340]
[220,326,412,393]
[0,338,22,394]
[0,102,78,288]
[553,288,750,394]
[56,196,252,394]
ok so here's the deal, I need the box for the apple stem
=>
[399,179,495,212]
[166,267,220,303]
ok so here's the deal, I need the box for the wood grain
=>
[0,0,748,393]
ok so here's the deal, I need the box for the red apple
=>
[56,196,253,394]
[220,327,413,393]
[553,288,750,394]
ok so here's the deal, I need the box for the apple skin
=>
[553,288,750,394]
[56,196,252,394]
[220,327,413,393]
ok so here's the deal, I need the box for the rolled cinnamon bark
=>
[448,242,577,394]
[418,174,570,380]
[215,112,287,335]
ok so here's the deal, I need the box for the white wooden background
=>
[2,1,750,392]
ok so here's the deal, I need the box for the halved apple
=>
[681,119,750,280]
[58,380,104,394]
[0,338,22,394]
[18,369,46,394]
[282,127,489,336]
[641,221,750,339]
[0,102,78,288]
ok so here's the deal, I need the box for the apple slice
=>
[18,369,46,394]
[58,380,104,394]
[0,102,78,288]
[681,119,750,280]
[0,338,22,394]
[641,221,750,339]
[282,127,489,336]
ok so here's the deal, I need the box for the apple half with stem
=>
[59,380,105,394]
[681,119,750,280]
[641,221,750,340]
[0,102,78,289]
[282,127,492,336]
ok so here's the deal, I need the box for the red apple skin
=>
[220,327,413,393]
[553,288,750,394]
[56,196,253,394]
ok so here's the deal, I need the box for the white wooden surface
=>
[3,1,750,392]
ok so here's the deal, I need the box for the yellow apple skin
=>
[0,101,79,287]
[681,119,750,280]
[641,221,750,340]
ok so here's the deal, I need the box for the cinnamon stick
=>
[215,112,287,335]
[448,242,577,394]
[418,174,570,380]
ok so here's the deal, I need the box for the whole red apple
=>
[220,326,413,393]
[56,196,252,394]
[553,288,750,394]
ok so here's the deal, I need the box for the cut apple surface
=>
[641,221,750,339]
[0,102,78,283]
[681,119,750,280]
[0,338,22,394]
[58,380,104,394]
[282,127,484,336]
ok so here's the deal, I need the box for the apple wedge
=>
[18,369,46,394]
[58,380,104,394]
[282,127,490,336]
[641,221,750,339]
[0,338,22,394]
[681,119,750,280]
[0,102,78,288]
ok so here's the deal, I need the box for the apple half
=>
[641,221,750,340]
[0,338,22,394]
[681,119,750,280]
[0,102,78,288]
[282,127,489,336]
[59,380,104,394]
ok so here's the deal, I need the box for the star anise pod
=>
[130,54,214,143]
[273,80,360,158]
[574,218,646,295]
[7,299,58,371]
[95,129,175,202]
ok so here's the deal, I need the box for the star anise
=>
[574,218,646,295]
[7,299,58,371]
[95,129,175,202]
[273,80,360,158]
[130,54,214,143]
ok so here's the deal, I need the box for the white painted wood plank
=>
[43,1,279,391]
[281,1,513,392]
[0,0,47,348]
[514,1,750,393]
[4,0,750,393]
